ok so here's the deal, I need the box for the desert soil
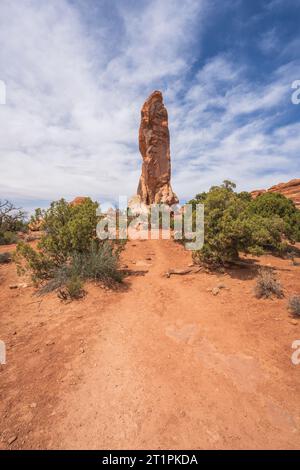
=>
[0,238,300,449]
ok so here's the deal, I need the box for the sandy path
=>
[50,239,300,449]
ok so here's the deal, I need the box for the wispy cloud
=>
[171,56,300,198]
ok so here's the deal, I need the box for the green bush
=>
[15,242,56,284]
[71,242,123,283]
[249,192,300,242]
[39,198,99,263]
[15,198,124,298]
[254,268,284,299]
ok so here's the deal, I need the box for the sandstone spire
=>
[137,90,178,206]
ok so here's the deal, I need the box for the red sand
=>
[0,239,300,449]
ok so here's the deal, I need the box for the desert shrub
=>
[286,250,300,266]
[249,192,300,243]
[288,295,300,317]
[15,197,99,271]
[14,242,56,283]
[189,180,300,267]
[191,181,287,267]
[0,252,12,264]
[0,200,27,245]
[37,241,123,296]
[39,198,99,263]
[15,199,124,298]
[58,276,85,301]
[254,268,284,299]
[0,231,18,245]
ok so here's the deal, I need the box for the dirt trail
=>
[55,239,300,449]
[1,239,300,449]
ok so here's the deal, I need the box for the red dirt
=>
[0,239,300,449]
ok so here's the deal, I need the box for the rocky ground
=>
[0,239,300,449]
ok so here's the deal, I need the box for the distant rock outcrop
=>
[70,197,88,207]
[136,90,178,206]
[251,179,300,209]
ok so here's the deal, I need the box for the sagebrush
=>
[0,200,27,245]
[58,276,86,301]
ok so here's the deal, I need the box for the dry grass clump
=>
[254,268,284,299]
[36,241,123,299]
[58,276,86,301]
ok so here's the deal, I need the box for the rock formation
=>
[70,196,88,207]
[251,179,300,209]
[136,91,178,206]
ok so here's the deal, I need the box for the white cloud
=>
[0,0,208,210]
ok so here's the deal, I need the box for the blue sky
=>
[0,0,299,212]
